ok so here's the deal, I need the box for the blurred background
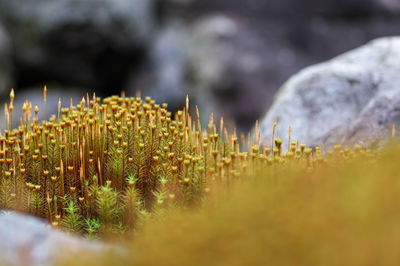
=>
[0,0,399,131]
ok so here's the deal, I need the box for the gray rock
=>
[129,14,284,126]
[0,23,12,94]
[186,15,285,130]
[0,0,155,91]
[379,0,400,13]
[345,89,400,147]
[0,211,106,266]
[0,0,153,42]
[260,37,400,148]
[126,22,187,111]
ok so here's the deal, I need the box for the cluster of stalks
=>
[0,88,375,238]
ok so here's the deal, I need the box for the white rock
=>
[0,211,107,266]
[260,37,400,148]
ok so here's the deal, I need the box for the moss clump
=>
[62,145,400,266]
[0,88,374,238]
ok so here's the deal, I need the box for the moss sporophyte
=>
[0,88,377,238]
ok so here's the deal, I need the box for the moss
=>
[2,88,399,265]
[0,88,381,242]
[0,87,346,237]
[57,145,400,266]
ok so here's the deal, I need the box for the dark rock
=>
[0,0,155,93]
[0,23,12,95]
[156,0,194,21]
[189,0,395,18]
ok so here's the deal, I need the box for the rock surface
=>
[0,0,154,91]
[260,37,400,148]
[127,22,187,111]
[345,90,400,146]
[380,0,400,12]
[0,211,107,266]
[189,0,398,17]
[0,23,12,94]
[185,15,280,129]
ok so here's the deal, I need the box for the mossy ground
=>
[64,144,400,266]
[0,88,398,265]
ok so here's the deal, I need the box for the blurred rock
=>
[345,90,400,147]
[0,0,155,92]
[128,14,288,127]
[260,37,400,148]
[305,17,400,62]
[127,22,187,111]
[189,0,394,18]
[0,211,106,266]
[379,0,400,13]
[156,0,194,20]
[183,5,400,130]
[186,15,296,130]
[0,23,12,94]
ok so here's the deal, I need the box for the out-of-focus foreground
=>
[1,91,398,266]
[63,143,400,266]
